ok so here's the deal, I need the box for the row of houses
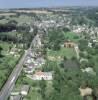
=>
[23,49,45,74]
[23,48,53,81]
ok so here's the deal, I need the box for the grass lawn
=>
[0,15,32,24]
[25,88,42,100]
[63,31,80,42]
[0,19,8,24]
[92,54,98,71]
[16,75,42,100]
[47,47,76,59]
[16,73,53,100]
[10,15,32,24]
[0,41,11,52]
[25,81,53,100]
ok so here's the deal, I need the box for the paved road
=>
[0,39,34,100]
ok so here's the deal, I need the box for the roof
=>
[79,87,93,97]
[34,71,52,76]
[10,95,22,100]
[21,85,30,92]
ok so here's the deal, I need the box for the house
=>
[27,71,53,80]
[20,85,30,96]
[24,58,33,64]
[64,41,75,48]
[79,87,93,97]
[11,85,30,99]
[35,57,45,65]
[24,67,34,74]
[81,67,96,75]
[88,42,92,48]
[10,48,18,55]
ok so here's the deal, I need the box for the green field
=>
[16,75,42,100]
[47,47,76,59]
[16,72,53,100]
[63,32,80,42]
[26,88,42,100]
[10,15,32,24]
[0,15,32,24]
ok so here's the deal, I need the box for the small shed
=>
[21,85,30,96]
[10,95,22,100]
[79,87,93,97]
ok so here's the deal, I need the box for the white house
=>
[20,85,30,96]
[27,71,53,80]
[79,87,93,97]
[32,71,53,80]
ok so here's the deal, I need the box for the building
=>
[24,67,34,74]
[79,87,93,97]
[27,71,53,80]
[81,67,96,75]
[64,41,75,48]
[20,85,30,96]
[10,95,22,100]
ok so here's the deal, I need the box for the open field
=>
[64,32,80,42]
[0,13,16,16]
[0,19,8,24]
[0,14,32,24]
[15,10,52,14]
[10,15,32,24]
[47,48,76,60]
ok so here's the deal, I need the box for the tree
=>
[48,29,65,50]
[79,39,88,51]
[39,79,47,99]
[0,46,3,56]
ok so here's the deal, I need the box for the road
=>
[0,39,34,100]
[74,45,80,59]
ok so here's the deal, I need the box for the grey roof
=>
[10,95,22,100]
[21,85,30,92]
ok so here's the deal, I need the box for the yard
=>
[25,88,42,100]
[15,72,53,100]
[47,47,76,60]
[63,31,80,42]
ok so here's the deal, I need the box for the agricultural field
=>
[0,14,32,24]
[9,15,32,24]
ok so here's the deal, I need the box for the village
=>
[0,7,98,100]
